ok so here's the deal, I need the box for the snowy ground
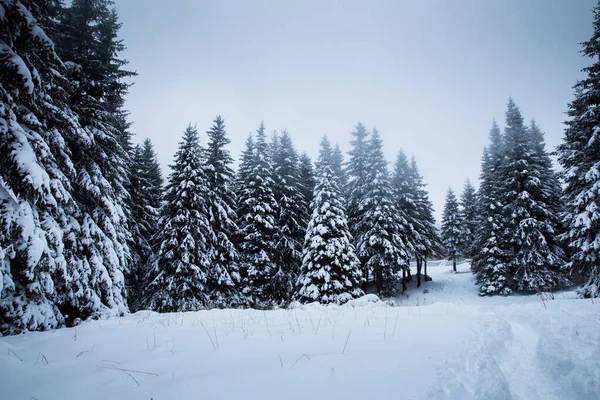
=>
[1,262,599,400]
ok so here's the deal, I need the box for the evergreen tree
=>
[459,179,478,258]
[558,60,600,298]
[144,125,214,312]
[298,152,316,220]
[331,144,348,189]
[237,122,279,306]
[127,138,162,310]
[0,0,80,332]
[294,163,364,304]
[345,122,371,282]
[354,129,410,295]
[410,156,441,285]
[501,99,566,291]
[53,0,135,318]
[441,188,462,272]
[271,130,307,302]
[236,134,255,191]
[203,116,242,307]
[473,121,512,295]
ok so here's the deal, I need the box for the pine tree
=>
[236,134,255,191]
[203,116,242,307]
[391,151,421,259]
[294,163,364,304]
[557,13,600,298]
[331,144,348,189]
[298,152,316,221]
[271,130,307,302]
[345,122,371,282]
[473,121,512,295]
[354,129,410,295]
[459,179,478,258]
[0,0,81,332]
[144,125,214,312]
[409,156,441,285]
[237,122,279,306]
[501,99,566,291]
[441,188,462,272]
[52,0,135,318]
[127,138,162,310]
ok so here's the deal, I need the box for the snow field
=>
[1,262,598,400]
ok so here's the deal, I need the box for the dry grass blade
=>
[200,322,217,350]
[76,345,96,358]
[8,349,22,361]
[289,354,310,369]
[342,330,352,354]
[35,352,48,366]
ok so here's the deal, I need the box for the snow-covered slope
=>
[1,263,598,400]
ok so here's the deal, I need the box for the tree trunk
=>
[424,259,429,281]
[402,268,407,293]
[453,258,457,272]
[417,258,422,288]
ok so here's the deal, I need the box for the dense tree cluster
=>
[469,99,567,295]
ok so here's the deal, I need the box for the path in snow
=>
[0,262,598,400]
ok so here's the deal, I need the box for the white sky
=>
[114,0,595,220]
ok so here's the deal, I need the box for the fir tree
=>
[237,122,279,306]
[559,74,600,297]
[554,12,600,297]
[271,130,307,302]
[345,122,371,282]
[0,0,80,332]
[53,0,135,318]
[473,121,512,295]
[354,129,410,295]
[203,116,242,307]
[298,152,316,220]
[409,156,441,285]
[331,144,348,189]
[459,179,478,258]
[501,99,566,291]
[127,138,162,310]
[441,188,462,272]
[294,163,364,304]
[236,134,255,191]
[144,125,214,312]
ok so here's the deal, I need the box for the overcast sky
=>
[114,0,595,220]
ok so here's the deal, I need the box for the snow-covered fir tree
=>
[298,152,316,220]
[236,122,280,306]
[500,99,566,291]
[52,0,135,318]
[236,134,255,191]
[203,116,242,307]
[0,0,81,332]
[353,129,410,295]
[144,125,214,312]
[331,144,348,189]
[271,130,307,302]
[459,179,478,258]
[127,138,162,310]
[391,151,421,261]
[345,122,372,282]
[558,9,600,297]
[441,188,462,272]
[294,158,364,304]
[409,156,441,286]
[473,121,512,295]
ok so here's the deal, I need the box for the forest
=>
[1,0,600,338]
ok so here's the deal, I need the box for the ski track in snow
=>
[0,262,599,400]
